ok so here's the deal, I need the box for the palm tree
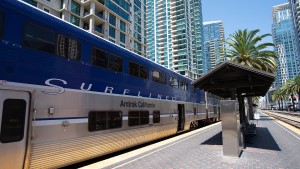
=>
[280,75,300,111]
[223,29,278,119]
[281,80,296,111]
[272,88,288,110]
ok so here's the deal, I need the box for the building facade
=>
[22,0,147,57]
[147,0,204,79]
[272,3,300,88]
[289,0,300,58]
[203,20,225,73]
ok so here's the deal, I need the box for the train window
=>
[140,66,148,80]
[91,48,123,72]
[169,76,179,88]
[153,111,160,123]
[0,99,26,143]
[129,62,139,77]
[92,48,108,68]
[108,111,122,128]
[0,13,4,38]
[128,111,149,126]
[140,111,149,125]
[23,23,56,54]
[181,81,188,91]
[88,111,122,132]
[129,62,148,79]
[108,54,122,72]
[152,71,166,84]
[57,35,81,60]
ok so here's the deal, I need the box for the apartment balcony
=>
[82,0,105,11]
[94,26,104,34]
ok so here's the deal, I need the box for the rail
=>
[261,110,300,128]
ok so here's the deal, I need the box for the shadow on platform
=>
[201,127,281,151]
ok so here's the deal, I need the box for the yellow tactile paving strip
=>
[261,111,300,135]
[80,122,221,169]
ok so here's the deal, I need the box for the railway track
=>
[262,110,300,128]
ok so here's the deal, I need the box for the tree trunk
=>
[247,96,254,120]
[278,100,280,110]
[291,94,296,112]
[281,99,284,111]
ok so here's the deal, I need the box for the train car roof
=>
[4,0,192,83]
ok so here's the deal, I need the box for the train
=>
[0,0,220,168]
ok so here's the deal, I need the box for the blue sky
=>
[202,0,288,42]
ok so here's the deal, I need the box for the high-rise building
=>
[272,3,300,88]
[203,20,225,72]
[147,0,204,79]
[22,0,147,57]
[289,0,300,57]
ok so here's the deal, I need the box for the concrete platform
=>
[81,112,300,169]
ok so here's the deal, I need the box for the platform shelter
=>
[192,61,275,157]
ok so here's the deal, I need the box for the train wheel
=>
[190,121,199,130]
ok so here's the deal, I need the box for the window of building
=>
[0,99,27,143]
[152,70,166,84]
[23,23,56,54]
[24,0,37,7]
[128,111,149,126]
[120,20,126,32]
[44,7,50,13]
[57,35,81,60]
[153,111,160,123]
[109,14,116,26]
[109,26,115,38]
[129,62,148,79]
[169,77,179,88]
[71,0,80,15]
[88,111,122,131]
[120,32,126,43]
[0,13,4,38]
[92,48,122,72]
[70,15,80,26]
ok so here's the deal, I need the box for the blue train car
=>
[0,0,220,168]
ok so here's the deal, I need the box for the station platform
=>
[80,112,300,169]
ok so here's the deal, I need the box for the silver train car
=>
[0,0,220,168]
[0,84,220,169]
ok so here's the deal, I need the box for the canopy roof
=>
[193,61,275,98]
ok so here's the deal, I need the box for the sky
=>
[202,0,289,42]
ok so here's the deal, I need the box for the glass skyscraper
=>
[289,0,300,58]
[203,21,225,73]
[147,0,204,79]
[272,3,300,88]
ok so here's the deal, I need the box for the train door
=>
[0,90,30,169]
[177,104,185,131]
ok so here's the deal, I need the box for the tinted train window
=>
[92,48,108,68]
[129,62,148,79]
[128,111,149,126]
[108,54,122,72]
[0,13,4,38]
[23,23,56,54]
[169,76,179,88]
[88,111,122,132]
[92,48,122,72]
[57,35,81,60]
[152,71,166,84]
[0,99,26,143]
[181,81,188,91]
[153,111,160,123]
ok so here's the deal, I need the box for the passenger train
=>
[0,0,220,168]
